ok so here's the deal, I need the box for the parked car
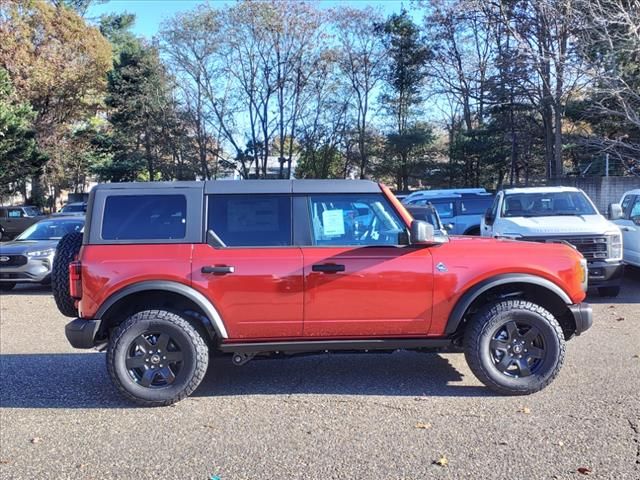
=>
[0,205,45,241]
[0,216,84,291]
[404,192,494,235]
[611,189,640,268]
[54,180,591,406]
[481,186,624,297]
[59,202,87,215]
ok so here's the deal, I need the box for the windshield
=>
[502,192,597,217]
[24,207,42,217]
[62,203,85,213]
[16,219,84,241]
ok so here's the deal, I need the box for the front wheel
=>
[464,300,565,395]
[107,310,209,407]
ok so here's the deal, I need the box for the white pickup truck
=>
[481,186,624,297]
[612,189,640,268]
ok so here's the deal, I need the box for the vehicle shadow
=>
[587,267,640,304]
[0,351,490,409]
[1,284,52,296]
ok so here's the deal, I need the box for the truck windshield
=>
[503,192,597,217]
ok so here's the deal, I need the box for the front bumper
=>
[568,303,593,335]
[0,256,53,283]
[65,318,102,349]
[587,261,624,287]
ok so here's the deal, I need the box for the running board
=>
[219,338,453,355]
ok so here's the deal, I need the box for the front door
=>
[300,193,434,337]
[191,194,303,339]
[617,195,640,266]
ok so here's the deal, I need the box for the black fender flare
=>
[445,273,572,335]
[95,280,228,339]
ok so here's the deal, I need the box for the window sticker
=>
[322,209,345,236]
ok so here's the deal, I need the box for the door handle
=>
[312,263,345,273]
[201,265,235,274]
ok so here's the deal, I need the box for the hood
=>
[496,215,620,236]
[0,239,59,255]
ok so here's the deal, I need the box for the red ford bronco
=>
[52,180,592,406]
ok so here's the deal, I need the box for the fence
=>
[548,177,640,214]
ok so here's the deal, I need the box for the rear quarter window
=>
[102,195,187,240]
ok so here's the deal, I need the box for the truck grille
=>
[0,255,28,267]
[522,236,609,261]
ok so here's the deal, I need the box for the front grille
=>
[522,236,609,261]
[0,255,28,267]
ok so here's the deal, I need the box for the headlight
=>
[605,231,622,261]
[26,248,55,257]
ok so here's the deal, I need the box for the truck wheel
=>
[464,300,565,395]
[0,283,16,291]
[52,232,83,318]
[107,310,209,407]
[597,286,620,298]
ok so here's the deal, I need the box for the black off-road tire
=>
[597,286,620,298]
[0,283,16,291]
[107,310,209,407]
[52,231,83,318]
[464,300,565,395]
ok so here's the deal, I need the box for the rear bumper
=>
[65,318,101,349]
[587,261,624,287]
[568,303,592,336]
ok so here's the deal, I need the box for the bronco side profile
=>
[54,180,592,407]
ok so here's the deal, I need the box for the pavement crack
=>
[628,418,640,466]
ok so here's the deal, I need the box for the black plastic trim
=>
[445,273,573,335]
[219,338,452,354]
[568,302,592,335]
[65,318,101,349]
[94,280,228,338]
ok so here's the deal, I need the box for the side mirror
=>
[445,223,454,232]
[484,208,495,226]
[410,220,435,244]
[608,203,623,220]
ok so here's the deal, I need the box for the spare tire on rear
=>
[52,231,83,318]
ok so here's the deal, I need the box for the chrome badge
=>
[0,256,9,262]
[436,262,448,273]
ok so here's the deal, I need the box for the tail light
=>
[69,261,82,299]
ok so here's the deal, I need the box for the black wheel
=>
[107,310,209,407]
[0,283,16,291]
[597,286,620,298]
[464,300,565,395]
[52,231,83,317]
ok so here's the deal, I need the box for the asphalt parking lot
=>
[1,272,639,480]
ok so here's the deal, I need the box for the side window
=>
[630,196,640,220]
[308,194,407,246]
[102,195,187,240]
[8,209,23,218]
[432,201,454,219]
[491,194,501,218]
[208,194,291,247]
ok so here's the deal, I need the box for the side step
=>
[219,338,453,355]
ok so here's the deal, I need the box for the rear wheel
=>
[464,300,565,395]
[0,283,16,291]
[597,286,620,298]
[52,232,83,317]
[107,310,209,407]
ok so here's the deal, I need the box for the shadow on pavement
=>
[0,350,490,409]
[587,266,640,304]
[1,284,52,296]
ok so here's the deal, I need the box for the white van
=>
[612,189,640,268]
[481,186,624,297]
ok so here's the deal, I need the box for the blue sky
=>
[87,1,413,39]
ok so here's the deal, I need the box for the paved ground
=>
[1,272,639,480]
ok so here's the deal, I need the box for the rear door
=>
[299,193,434,337]
[616,194,640,266]
[191,193,304,339]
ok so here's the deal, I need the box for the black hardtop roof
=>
[92,179,381,195]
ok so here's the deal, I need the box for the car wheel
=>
[464,300,565,395]
[52,231,83,317]
[597,286,620,298]
[107,310,209,407]
[0,283,16,291]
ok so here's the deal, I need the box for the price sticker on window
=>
[322,209,345,236]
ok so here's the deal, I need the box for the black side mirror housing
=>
[484,208,495,226]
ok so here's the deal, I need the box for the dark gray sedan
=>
[0,216,84,291]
